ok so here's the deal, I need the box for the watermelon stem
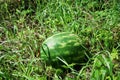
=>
[41,44,51,63]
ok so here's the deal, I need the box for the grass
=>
[0,0,120,80]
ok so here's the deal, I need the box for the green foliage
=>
[0,0,120,80]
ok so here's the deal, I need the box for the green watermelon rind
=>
[40,32,85,64]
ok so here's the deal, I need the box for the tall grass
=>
[0,0,120,80]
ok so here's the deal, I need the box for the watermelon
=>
[40,32,86,66]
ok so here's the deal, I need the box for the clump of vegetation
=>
[0,0,120,80]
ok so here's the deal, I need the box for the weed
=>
[0,0,120,80]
